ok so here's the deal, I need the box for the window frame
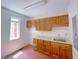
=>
[10,16,20,40]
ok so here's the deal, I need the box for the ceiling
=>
[2,0,70,18]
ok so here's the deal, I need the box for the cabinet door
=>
[37,39,44,52]
[44,40,51,55]
[38,18,52,31]
[59,43,72,59]
[48,18,52,27]
[34,20,40,30]
[58,15,69,27]
[39,19,45,31]
[33,39,38,50]
[27,20,32,28]
[64,44,72,59]
[59,44,66,59]
[51,17,56,27]
[52,17,59,27]
[45,19,52,31]
[51,42,60,57]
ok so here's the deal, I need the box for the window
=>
[10,17,20,40]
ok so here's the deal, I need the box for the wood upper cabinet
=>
[27,20,32,28]
[51,15,69,27]
[27,15,69,30]
[58,15,69,26]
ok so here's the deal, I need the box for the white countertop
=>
[33,36,72,44]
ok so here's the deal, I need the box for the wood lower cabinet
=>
[33,39,72,59]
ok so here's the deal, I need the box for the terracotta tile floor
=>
[4,45,54,59]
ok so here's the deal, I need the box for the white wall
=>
[30,27,71,44]
[67,0,78,59]
[32,10,68,19]
[1,7,31,58]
